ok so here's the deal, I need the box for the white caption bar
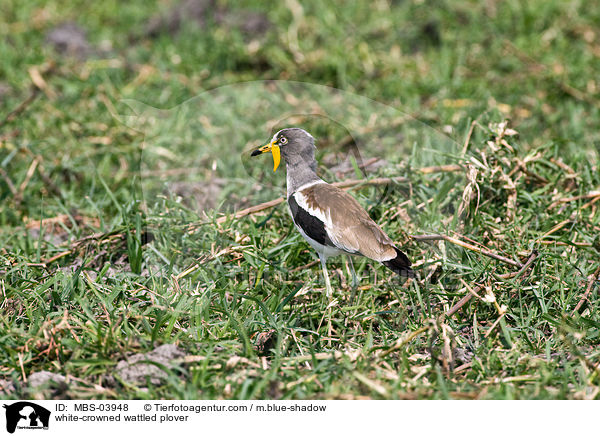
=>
[0,400,594,436]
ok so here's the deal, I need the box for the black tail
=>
[382,246,414,278]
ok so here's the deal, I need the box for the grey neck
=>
[285,159,322,197]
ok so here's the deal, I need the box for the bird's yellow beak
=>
[251,140,280,172]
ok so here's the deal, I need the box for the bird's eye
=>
[279,136,288,145]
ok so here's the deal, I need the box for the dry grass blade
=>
[215,197,285,225]
[539,219,572,240]
[14,157,39,205]
[352,371,388,396]
[379,325,430,358]
[282,350,360,363]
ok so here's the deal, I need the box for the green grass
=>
[1,0,599,399]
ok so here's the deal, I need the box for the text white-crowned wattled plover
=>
[251,127,413,302]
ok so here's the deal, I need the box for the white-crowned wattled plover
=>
[251,127,413,300]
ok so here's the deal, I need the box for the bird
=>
[251,127,413,300]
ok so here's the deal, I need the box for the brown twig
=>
[538,219,572,240]
[281,350,359,363]
[560,191,600,202]
[18,147,64,199]
[289,259,320,273]
[549,157,576,176]
[332,175,409,190]
[454,361,473,374]
[581,195,600,210]
[28,65,57,99]
[45,250,73,264]
[572,266,600,315]
[550,191,600,209]
[512,249,540,276]
[445,250,538,317]
[35,160,63,199]
[0,62,56,129]
[42,231,124,264]
[0,89,40,129]
[173,245,249,280]
[0,168,17,196]
[379,325,431,358]
[411,234,523,268]
[215,197,285,225]
[26,263,47,268]
[445,284,486,318]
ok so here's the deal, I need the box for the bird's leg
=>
[319,254,334,343]
[346,255,360,308]
[319,254,333,300]
[347,255,359,290]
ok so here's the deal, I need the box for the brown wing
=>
[303,183,398,261]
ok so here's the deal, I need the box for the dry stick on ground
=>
[445,250,539,317]
[572,266,600,315]
[538,218,572,240]
[174,245,250,280]
[0,88,40,129]
[45,250,72,264]
[32,159,63,199]
[550,157,577,176]
[289,259,320,273]
[378,324,431,358]
[411,234,523,268]
[0,168,17,196]
[0,62,56,129]
[581,195,600,210]
[43,231,125,265]
[549,191,600,209]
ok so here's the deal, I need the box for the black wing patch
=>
[288,195,334,247]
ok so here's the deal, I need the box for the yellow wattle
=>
[272,145,280,172]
